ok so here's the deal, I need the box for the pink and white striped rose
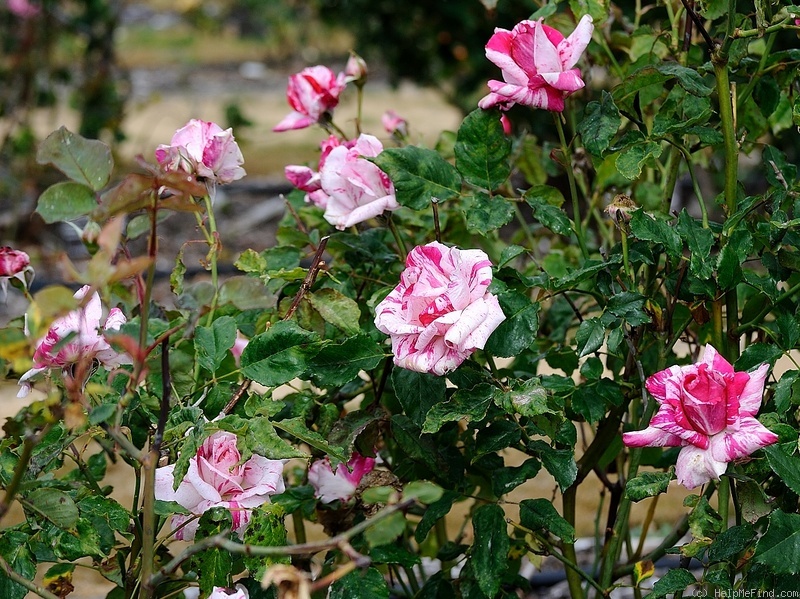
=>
[374,242,506,376]
[156,119,245,185]
[284,135,355,209]
[155,431,285,540]
[308,452,376,504]
[318,133,398,229]
[274,66,347,132]
[479,15,594,112]
[18,285,130,398]
[623,344,778,489]
[0,246,32,298]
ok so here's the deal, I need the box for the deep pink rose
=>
[381,110,409,137]
[374,242,506,376]
[623,344,778,489]
[318,133,398,229]
[207,586,248,599]
[155,119,245,185]
[308,453,376,504]
[154,431,285,540]
[0,246,32,297]
[18,285,130,398]
[6,0,39,18]
[479,15,594,112]
[273,66,347,132]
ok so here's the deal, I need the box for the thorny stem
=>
[150,498,415,588]
[202,193,221,326]
[553,113,589,259]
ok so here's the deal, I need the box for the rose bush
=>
[2,3,800,599]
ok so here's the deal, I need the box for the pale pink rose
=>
[273,66,347,132]
[285,135,354,209]
[623,344,778,489]
[319,133,398,229]
[0,246,32,297]
[230,334,249,366]
[207,585,248,599]
[18,286,130,398]
[381,110,409,137]
[344,52,368,84]
[155,119,245,185]
[374,242,506,376]
[308,453,376,504]
[155,431,285,540]
[479,15,594,112]
[6,0,39,18]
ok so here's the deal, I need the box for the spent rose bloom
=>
[374,242,506,376]
[155,431,285,540]
[623,344,778,489]
[318,133,398,229]
[479,15,594,112]
[308,453,376,504]
[273,66,347,132]
[156,119,245,185]
[18,285,130,398]
[207,586,248,599]
[0,246,32,298]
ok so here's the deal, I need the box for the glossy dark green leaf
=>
[519,498,575,542]
[306,334,384,388]
[188,508,234,595]
[575,317,605,358]
[307,288,362,335]
[491,458,541,496]
[471,504,510,598]
[605,292,651,326]
[329,567,390,599]
[195,315,237,373]
[422,383,495,433]
[676,210,714,280]
[494,378,552,418]
[754,510,800,574]
[365,511,407,548]
[392,368,446,429]
[578,91,621,156]
[764,444,800,496]
[455,108,511,190]
[708,524,756,563]
[36,181,98,224]
[241,321,324,387]
[717,227,752,289]
[461,193,515,234]
[272,417,348,464]
[649,568,696,598]
[415,491,459,544]
[36,126,113,191]
[629,210,681,258]
[484,291,539,358]
[734,343,783,372]
[372,146,461,210]
[0,531,36,599]
[28,488,79,529]
[216,415,309,461]
[524,190,572,236]
[616,141,663,180]
[529,440,577,492]
[242,503,290,579]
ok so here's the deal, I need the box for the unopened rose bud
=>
[344,51,368,86]
[381,110,409,138]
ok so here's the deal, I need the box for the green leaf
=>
[494,379,552,418]
[415,491,458,544]
[575,317,605,358]
[372,146,461,210]
[764,444,800,496]
[272,417,348,464]
[242,504,290,579]
[403,481,444,504]
[364,511,407,548]
[484,291,539,358]
[241,321,324,387]
[519,498,575,542]
[474,420,521,460]
[422,383,495,433]
[306,334,384,388]
[524,189,572,236]
[736,480,773,524]
[491,458,541,496]
[625,470,674,502]
[616,141,663,180]
[470,504,510,598]
[717,227,753,289]
[605,291,651,326]
[36,181,98,224]
[307,288,362,335]
[0,531,36,599]
[734,343,782,372]
[455,108,511,190]
[393,368,446,429]
[36,126,113,191]
[28,488,79,529]
[218,276,276,310]
[329,567,390,599]
[217,416,309,461]
[676,210,715,280]
[708,524,756,563]
[529,440,577,491]
[461,192,515,234]
[649,568,697,598]
[188,508,234,595]
[194,316,237,373]
[688,496,723,539]
[578,91,621,156]
[630,210,683,258]
[754,510,800,574]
